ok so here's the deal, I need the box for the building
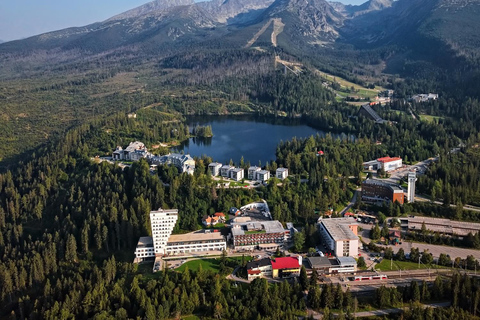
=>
[113,141,148,161]
[231,220,286,250]
[318,218,359,257]
[358,104,385,123]
[361,179,404,204]
[230,168,244,181]
[150,208,179,255]
[221,165,234,178]
[271,256,302,278]
[285,222,298,242]
[306,256,357,275]
[389,230,401,245]
[248,166,261,180]
[202,213,226,226]
[411,93,438,103]
[256,170,270,181]
[276,168,289,180]
[165,231,226,255]
[399,216,480,237]
[134,236,155,262]
[407,171,417,203]
[150,153,195,174]
[363,157,402,172]
[246,258,272,280]
[209,162,222,176]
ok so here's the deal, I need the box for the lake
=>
[177,115,349,165]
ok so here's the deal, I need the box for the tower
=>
[150,208,178,255]
[407,172,417,203]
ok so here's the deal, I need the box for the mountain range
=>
[1,0,480,80]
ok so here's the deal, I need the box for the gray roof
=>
[276,167,288,172]
[209,162,222,167]
[320,218,359,241]
[363,179,403,192]
[246,258,271,270]
[337,256,357,266]
[231,220,284,236]
[248,166,261,171]
[307,256,333,268]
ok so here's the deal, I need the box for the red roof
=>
[271,257,300,270]
[248,269,262,275]
[377,157,402,163]
[214,212,225,217]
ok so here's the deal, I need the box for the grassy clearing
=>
[316,70,386,100]
[176,256,250,273]
[375,259,449,271]
[419,114,444,122]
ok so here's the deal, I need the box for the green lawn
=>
[230,181,249,187]
[375,259,449,271]
[176,258,222,272]
[419,114,444,123]
[176,256,251,273]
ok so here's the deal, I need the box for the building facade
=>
[208,162,222,176]
[248,166,261,180]
[231,220,286,249]
[361,179,404,204]
[256,170,270,181]
[276,168,289,180]
[363,157,402,172]
[246,258,272,280]
[150,208,179,255]
[407,171,417,203]
[221,165,234,178]
[113,141,148,161]
[134,236,155,262]
[150,153,195,174]
[318,218,359,257]
[165,231,226,255]
[230,168,244,181]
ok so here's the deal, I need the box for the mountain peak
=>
[107,0,195,21]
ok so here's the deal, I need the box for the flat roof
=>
[167,231,224,243]
[276,168,288,172]
[231,220,284,236]
[362,179,403,191]
[307,256,333,268]
[404,216,480,236]
[377,157,402,163]
[209,162,222,167]
[246,258,271,269]
[137,236,153,248]
[271,257,300,270]
[320,218,359,241]
[150,208,178,215]
[337,256,357,266]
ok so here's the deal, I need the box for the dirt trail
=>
[245,19,273,48]
[271,18,284,47]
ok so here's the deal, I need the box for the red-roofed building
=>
[271,256,302,278]
[363,157,402,172]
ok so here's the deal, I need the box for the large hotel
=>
[318,218,359,257]
[135,208,227,262]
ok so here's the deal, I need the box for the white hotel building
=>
[318,218,359,257]
[135,208,227,261]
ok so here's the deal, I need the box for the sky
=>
[0,0,365,42]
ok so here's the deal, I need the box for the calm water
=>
[177,115,349,165]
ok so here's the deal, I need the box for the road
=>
[339,189,360,216]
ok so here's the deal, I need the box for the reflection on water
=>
[176,115,351,165]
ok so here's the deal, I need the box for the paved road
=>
[339,189,360,216]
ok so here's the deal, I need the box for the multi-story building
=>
[246,258,272,280]
[165,231,226,255]
[208,162,222,176]
[361,179,404,204]
[230,168,244,181]
[134,236,155,262]
[256,170,270,181]
[150,153,195,174]
[150,208,178,255]
[221,165,234,178]
[231,220,286,249]
[276,167,289,180]
[363,157,402,172]
[113,141,149,161]
[318,218,359,257]
[248,166,261,180]
[271,256,302,278]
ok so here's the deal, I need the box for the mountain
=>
[107,0,195,21]
[198,0,275,23]
[330,0,393,17]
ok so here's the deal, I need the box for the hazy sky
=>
[0,0,366,42]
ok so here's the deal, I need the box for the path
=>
[245,19,273,48]
[271,18,284,47]
[339,189,360,216]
